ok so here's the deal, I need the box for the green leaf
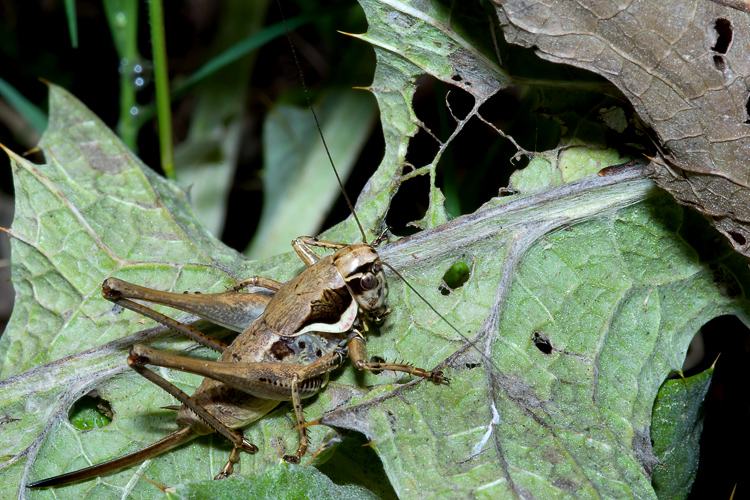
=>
[0,84,322,500]
[2,2,748,499]
[168,466,380,500]
[651,367,713,499]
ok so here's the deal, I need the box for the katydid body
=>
[28,238,446,488]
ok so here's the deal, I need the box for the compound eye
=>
[360,272,378,291]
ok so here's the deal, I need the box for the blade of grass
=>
[64,0,78,48]
[148,0,175,180]
[172,13,318,101]
[0,77,47,134]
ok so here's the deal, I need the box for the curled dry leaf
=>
[494,0,750,257]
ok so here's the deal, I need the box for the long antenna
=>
[277,3,496,378]
[276,0,368,244]
[277,2,492,372]
[380,262,482,361]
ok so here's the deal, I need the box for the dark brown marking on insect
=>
[270,339,295,360]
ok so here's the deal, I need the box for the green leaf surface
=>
[2,2,748,500]
[167,466,380,500]
[651,367,713,499]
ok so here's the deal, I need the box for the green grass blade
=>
[172,14,317,101]
[64,0,78,48]
[0,77,47,134]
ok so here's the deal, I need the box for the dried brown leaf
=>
[494,0,750,256]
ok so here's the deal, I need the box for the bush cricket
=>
[28,5,453,489]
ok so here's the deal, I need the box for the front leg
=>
[291,237,335,266]
[292,236,363,266]
[347,331,449,384]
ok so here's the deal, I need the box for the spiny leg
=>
[347,331,449,384]
[293,227,390,259]
[127,349,258,479]
[292,236,357,266]
[130,344,347,463]
[214,444,243,480]
[284,377,307,464]
[292,237,329,266]
[281,352,347,463]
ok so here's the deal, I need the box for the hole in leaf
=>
[68,392,113,431]
[532,331,553,355]
[708,263,742,299]
[713,55,726,71]
[399,74,525,220]
[745,92,750,124]
[727,230,746,246]
[22,148,47,165]
[387,171,430,235]
[452,74,463,82]
[438,261,470,295]
[682,329,705,373]
[316,431,399,498]
[679,315,750,497]
[711,18,732,54]
[368,355,386,375]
